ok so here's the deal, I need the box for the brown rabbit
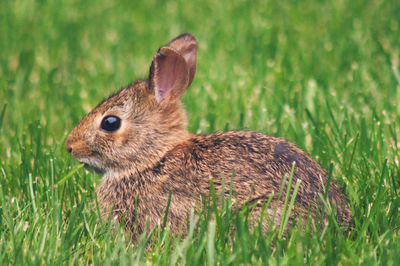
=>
[65,33,352,238]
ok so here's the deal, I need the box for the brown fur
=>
[66,33,352,238]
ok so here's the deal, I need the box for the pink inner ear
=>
[155,53,186,102]
[156,56,176,101]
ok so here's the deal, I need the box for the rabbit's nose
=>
[65,138,73,153]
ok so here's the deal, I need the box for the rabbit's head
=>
[66,33,197,177]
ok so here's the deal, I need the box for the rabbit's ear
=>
[149,34,197,102]
[166,33,197,86]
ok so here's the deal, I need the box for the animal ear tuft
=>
[149,33,197,102]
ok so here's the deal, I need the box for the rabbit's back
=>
[182,131,350,219]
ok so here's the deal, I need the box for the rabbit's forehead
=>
[90,100,132,122]
[92,93,149,120]
[102,103,133,119]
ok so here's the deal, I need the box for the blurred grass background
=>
[1,0,400,264]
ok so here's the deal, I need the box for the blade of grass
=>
[279,175,301,237]
[57,163,84,185]
[0,104,6,130]
[162,190,173,230]
[279,162,296,237]
[207,220,216,266]
[28,173,37,212]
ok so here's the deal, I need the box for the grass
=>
[1,0,400,264]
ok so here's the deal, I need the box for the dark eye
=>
[100,115,121,132]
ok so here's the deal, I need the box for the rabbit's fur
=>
[66,33,352,237]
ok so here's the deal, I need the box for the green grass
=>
[1,0,400,264]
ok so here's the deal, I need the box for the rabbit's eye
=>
[101,115,121,132]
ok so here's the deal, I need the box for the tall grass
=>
[1,0,399,264]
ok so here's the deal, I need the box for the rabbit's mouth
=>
[84,163,105,175]
[78,158,106,175]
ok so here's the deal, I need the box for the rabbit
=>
[65,33,352,238]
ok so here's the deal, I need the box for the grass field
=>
[1,0,400,264]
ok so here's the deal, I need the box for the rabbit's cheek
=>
[109,127,136,147]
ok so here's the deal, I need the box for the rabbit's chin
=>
[78,157,106,175]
